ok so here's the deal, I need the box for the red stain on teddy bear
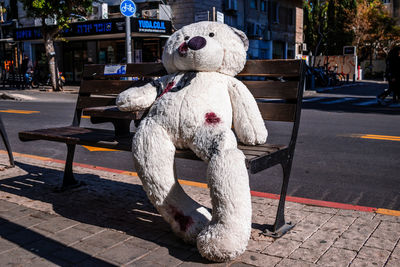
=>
[205,112,221,124]
[158,81,176,98]
[169,205,193,232]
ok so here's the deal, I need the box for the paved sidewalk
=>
[0,153,399,267]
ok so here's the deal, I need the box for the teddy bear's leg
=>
[191,129,252,262]
[133,119,211,243]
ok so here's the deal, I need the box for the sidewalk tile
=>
[356,246,390,264]
[178,253,228,266]
[72,229,130,255]
[369,221,400,242]
[238,251,281,267]
[33,216,80,234]
[283,213,333,242]
[320,215,356,234]
[336,209,375,219]
[364,236,397,251]
[129,246,193,267]
[23,238,65,256]
[276,258,317,267]
[374,213,400,223]
[246,236,273,253]
[391,243,400,259]
[316,247,356,267]
[13,214,47,228]
[48,225,97,246]
[73,222,105,235]
[301,205,338,215]
[75,257,117,267]
[350,258,384,267]
[0,206,35,220]
[262,238,302,257]
[289,247,323,263]
[0,247,37,266]
[229,263,257,267]
[6,228,44,246]
[385,256,400,267]
[333,217,380,251]
[99,238,150,265]
[0,199,20,211]
[0,237,17,252]
[29,256,70,267]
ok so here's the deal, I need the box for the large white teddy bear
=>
[117,21,268,262]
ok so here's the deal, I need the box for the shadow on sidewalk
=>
[0,161,210,264]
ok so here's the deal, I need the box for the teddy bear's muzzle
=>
[178,42,189,57]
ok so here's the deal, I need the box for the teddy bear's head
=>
[162,21,249,76]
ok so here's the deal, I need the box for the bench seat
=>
[19,126,287,173]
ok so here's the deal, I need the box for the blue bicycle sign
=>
[120,0,136,17]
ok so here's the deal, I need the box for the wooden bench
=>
[19,59,305,237]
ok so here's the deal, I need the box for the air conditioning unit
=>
[142,9,159,19]
[225,0,238,11]
[92,3,108,20]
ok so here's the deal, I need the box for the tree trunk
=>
[43,27,61,91]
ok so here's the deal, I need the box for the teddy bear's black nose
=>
[187,36,207,50]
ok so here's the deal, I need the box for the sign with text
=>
[14,18,172,41]
[104,64,127,75]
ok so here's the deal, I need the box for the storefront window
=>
[98,40,125,64]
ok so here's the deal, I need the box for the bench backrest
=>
[76,60,305,148]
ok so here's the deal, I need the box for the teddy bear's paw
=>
[197,223,249,262]
[168,206,211,244]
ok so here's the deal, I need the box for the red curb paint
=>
[250,190,377,213]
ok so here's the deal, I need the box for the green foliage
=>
[19,0,93,35]
[304,0,357,56]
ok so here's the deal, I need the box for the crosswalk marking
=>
[302,97,326,102]
[352,99,380,106]
[320,98,355,104]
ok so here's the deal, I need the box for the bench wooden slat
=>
[83,106,144,120]
[237,60,301,77]
[257,102,296,122]
[80,80,152,94]
[244,80,299,99]
[83,63,167,79]
[77,96,117,109]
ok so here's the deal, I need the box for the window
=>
[250,0,257,9]
[271,2,279,23]
[261,1,267,12]
[288,8,294,26]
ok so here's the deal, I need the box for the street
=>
[1,81,399,210]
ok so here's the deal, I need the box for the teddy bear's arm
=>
[228,78,268,145]
[116,79,161,111]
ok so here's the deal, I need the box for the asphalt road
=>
[1,81,399,210]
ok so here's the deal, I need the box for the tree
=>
[349,0,400,62]
[19,0,93,91]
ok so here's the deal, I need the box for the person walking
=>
[377,46,400,104]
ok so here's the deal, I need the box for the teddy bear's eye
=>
[209,32,215,37]
[184,36,190,40]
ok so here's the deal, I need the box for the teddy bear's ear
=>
[230,27,249,51]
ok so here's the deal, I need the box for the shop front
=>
[14,17,172,83]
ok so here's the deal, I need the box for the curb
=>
[2,150,399,217]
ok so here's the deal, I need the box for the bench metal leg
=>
[263,158,294,238]
[0,116,15,167]
[57,144,84,192]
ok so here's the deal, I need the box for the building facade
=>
[170,0,304,59]
[2,0,304,83]
[383,0,400,25]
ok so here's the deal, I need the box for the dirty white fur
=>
[117,21,268,262]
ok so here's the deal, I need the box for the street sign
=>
[120,0,136,17]
[216,11,224,23]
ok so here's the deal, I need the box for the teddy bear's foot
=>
[197,148,252,262]
[197,222,249,262]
